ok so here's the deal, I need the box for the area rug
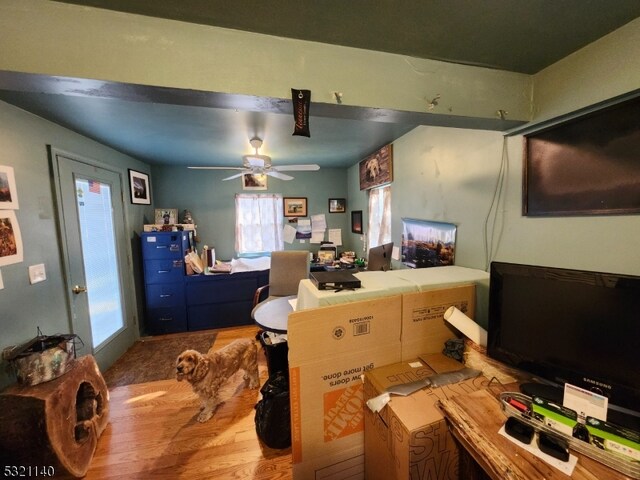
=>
[103,331,218,388]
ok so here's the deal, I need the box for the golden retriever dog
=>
[176,338,260,422]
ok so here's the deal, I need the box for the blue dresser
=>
[141,231,269,334]
[141,231,190,334]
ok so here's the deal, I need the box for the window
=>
[367,185,391,248]
[235,194,284,254]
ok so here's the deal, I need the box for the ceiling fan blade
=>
[188,166,247,171]
[222,171,250,181]
[266,170,294,181]
[273,164,320,172]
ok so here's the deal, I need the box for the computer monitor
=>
[367,242,393,271]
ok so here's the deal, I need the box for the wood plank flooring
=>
[82,326,292,480]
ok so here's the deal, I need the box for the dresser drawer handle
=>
[156,245,168,249]
[157,270,170,274]
[158,317,173,322]
[159,294,172,298]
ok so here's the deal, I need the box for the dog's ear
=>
[190,352,209,382]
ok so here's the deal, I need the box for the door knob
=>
[72,285,87,294]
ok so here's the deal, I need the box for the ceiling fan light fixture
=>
[249,137,263,150]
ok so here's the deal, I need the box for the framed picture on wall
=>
[359,144,393,190]
[242,173,267,190]
[128,169,151,205]
[283,197,307,217]
[401,218,456,268]
[351,210,363,234]
[328,198,346,213]
[0,165,19,209]
[154,208,178,225]
[0,210,24,267]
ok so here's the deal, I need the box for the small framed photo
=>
[128,169,151,205]
[283,197,307,217]
[328,198,346,213]
[154,208,178,225]
[359,144,393,190]
[0,210,24,267]
[0,165,19,209]
[242,173,267,190]
[351,210,363,234]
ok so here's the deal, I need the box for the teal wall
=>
[0,100,152,389]
[1,5,639,393]
[3,101,640,393]
[151,165,351,260]
[348,126,640,276]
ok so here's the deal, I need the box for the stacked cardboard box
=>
[364,354,489,480]
[287,284,477,479]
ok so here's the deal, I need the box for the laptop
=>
[309,270,361,290]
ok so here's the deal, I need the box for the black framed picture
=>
[351,210,363,234]
[128,169,151,205]
[283,197,307,217]
[328,198,346,213]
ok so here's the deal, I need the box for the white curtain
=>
[367,185,391,249]
[235,194,284,254]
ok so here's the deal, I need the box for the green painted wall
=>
[349,126,640,278]
[151,166,351,260]
[0,100,151,389]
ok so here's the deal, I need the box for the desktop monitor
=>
[367,242,393,271]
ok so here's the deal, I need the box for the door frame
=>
[49,146,139,365]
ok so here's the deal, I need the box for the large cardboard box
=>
[287,284,476,479]
[288,295,403,480]
[364,354,490,480]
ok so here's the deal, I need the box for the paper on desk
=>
[498,425,577,476]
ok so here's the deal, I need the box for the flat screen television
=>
[488,261,640,418]
[367,242,393,271]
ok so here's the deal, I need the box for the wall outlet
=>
[29,263,46,284]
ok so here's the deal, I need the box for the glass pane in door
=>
[75,178,124,348]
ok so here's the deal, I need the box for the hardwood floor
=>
[82,326,292,479]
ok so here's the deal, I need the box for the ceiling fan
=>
[188,137,320,181]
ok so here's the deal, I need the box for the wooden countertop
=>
[439,389,635,480]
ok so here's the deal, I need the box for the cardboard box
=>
[401,284,475,361]
[364,354,490,480]
[287,284,477,479]
[288,295,403,480]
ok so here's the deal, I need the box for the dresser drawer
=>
[145,306,187,334]
[141,233,186,259]
[144,259,185,283]
[186,277,256,305]
[187,301,253,331]
[145,282,185,308]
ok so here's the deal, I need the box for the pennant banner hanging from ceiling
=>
[291,88,311,137]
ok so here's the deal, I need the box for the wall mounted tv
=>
[487,261,640,417]
[523,94,640,216]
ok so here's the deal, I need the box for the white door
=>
[52,148,136,370]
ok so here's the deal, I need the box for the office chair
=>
[252,250,310,307]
